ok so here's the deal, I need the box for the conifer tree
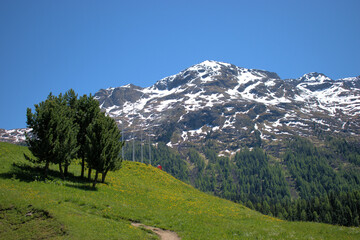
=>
[26,93,57,177]
[75,94,101,178]
[50,92,79,178]
[300,209,307,221]
[85,112,123,187]
[26,92,79,178]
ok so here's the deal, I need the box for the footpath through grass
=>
[0,142,359,239]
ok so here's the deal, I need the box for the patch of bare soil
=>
[131,222,181,240]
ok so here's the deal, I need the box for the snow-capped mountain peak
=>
[2,61,359,154]
[153,60,233,91]
[153,60,282,92]
[188,60,232,71]
[299,72,332,83]
[89,61,360,156]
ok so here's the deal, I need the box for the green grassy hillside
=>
[0,142,359,239]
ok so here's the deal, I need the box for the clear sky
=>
[1,0,359,129]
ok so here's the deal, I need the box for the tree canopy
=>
[85,112,123,187]
[25,89,123,186]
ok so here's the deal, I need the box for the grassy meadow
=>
[0,142,359,239]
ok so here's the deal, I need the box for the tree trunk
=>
[88,168,92,181]
[64,163,68,177]
[59,162,64,179]
[101,170,108,183]
[81,158,85,178]
[44,160,50,178]
[93,170,99,188]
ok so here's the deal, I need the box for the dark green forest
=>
[123,136,360,227]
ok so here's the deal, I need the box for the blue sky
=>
[1,0,359,129]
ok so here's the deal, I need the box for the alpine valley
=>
[2,60,360,224]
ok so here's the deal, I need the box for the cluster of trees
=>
[243,137,360,227]
[163,137,360,227]
[284,137,360,199]
[328,137,360,166]
[185,145,290,204]
[233,148,290,202]
[286,190,360,226]
[26,89,123,187]
[250,190,360,227]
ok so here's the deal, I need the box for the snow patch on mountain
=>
[4,60,359,148]
[0,128,32,143]
[94,61,359,150]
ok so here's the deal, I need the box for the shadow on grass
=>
[0,162,97,191]
[64,183,97,191]
[0,162,46,182]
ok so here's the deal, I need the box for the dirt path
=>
[131,222,181,240]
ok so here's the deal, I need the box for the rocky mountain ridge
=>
[0,128,31,144]
[94,60,360,155]
[2,60,360,156]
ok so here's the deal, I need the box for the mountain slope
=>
[1,142,360,239]
[95,60,360,155]
[93,61,360,220]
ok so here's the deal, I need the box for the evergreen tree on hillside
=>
[63,90,80,176]
[76,94,101,178]
[50,92,79,178]
[26,93,57,177]
[26,91,79,178]
[85,112,123,187]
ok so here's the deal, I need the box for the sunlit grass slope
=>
[1,142,359,239]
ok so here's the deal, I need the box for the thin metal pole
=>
[132,103,135,162]
[148,133,151,165]
[121,120,125,160]
[121,90,125,160]
[132,132,135,162]
[141,123,143,163]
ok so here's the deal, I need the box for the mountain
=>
[94,60,360,156]
[95,61,360,223]
[3,60,360,153]
[0,128,31,144]
[2,61,360,225]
